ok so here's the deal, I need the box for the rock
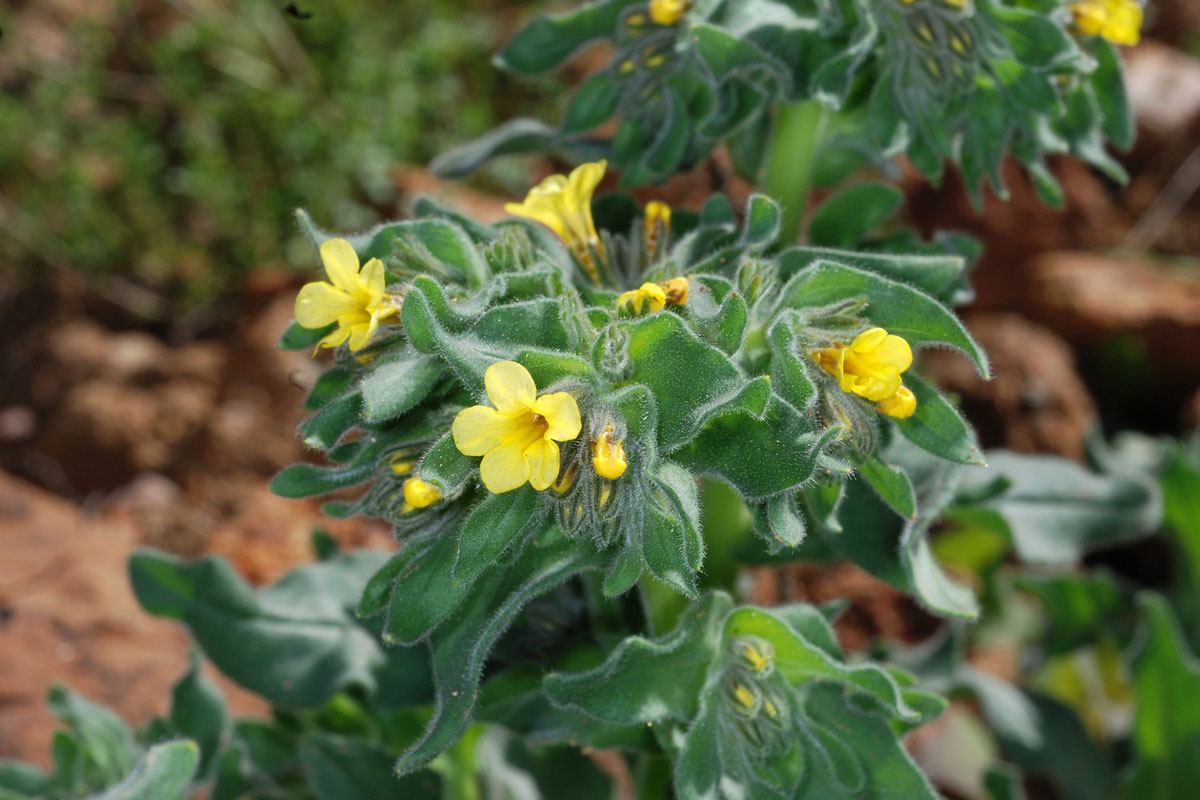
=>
[1124,42,1200,139]
[922,312,1097,460]
[1026,252,1200,421]
[0,470,267,766]
[0,406,35,442]
[745,561,941,652]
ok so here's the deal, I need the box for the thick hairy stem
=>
[763,100,831,245]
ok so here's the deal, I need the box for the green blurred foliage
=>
[0,0,556,315]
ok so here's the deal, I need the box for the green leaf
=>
[985,764,1029,800]
[796,683,940,800]
[767,316,817,412]
[989,4,1082,69]
[269,452,377,499]
[454,487,540,585]
[893,374,986,466]
[299,734,441,799]
[359,352,443,422]
[385,534,475,644]
[741,194,782,247]
[478,664,656,751]
[545,592,734,723]
[0,762,52,797]
[723,607,923,723]
[857,455,916,519]
[130,549,388,707]
[516,348,596,387]
[495,0,637,74]
[418,431,477,497]
[278,320,335,351]
[305,367,353,411]
[1161,447,1200,609]
[95,741,199,800]
[777,247,967,303]
[675,396,833,501]
[1091,39,1134,150]
[692,22,771,80]
[1016,571,1127,655]
[169,654,225,775]
[765,493,807,548]
[808,183,904,248]
[403,276,569,396]
[563,72,621,134]
[641,500,699,599]
[778,261,990,378]
[1001,692,1113,800]
[684,276,749,356]
[639,86,690,181]
[673,696,723,800]
[429,119,559,178]
[963,450,1161,565]
[1122,594,1200,800]
[396,537,603,773]
[619,312,745,452]
[46,685,139,790]
[298,391,363,450]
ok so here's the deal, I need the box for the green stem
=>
[763,100,831,245]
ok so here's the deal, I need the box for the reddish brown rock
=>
[746,561,941,652]
[923,312,1098,460]
[0,470,268,766]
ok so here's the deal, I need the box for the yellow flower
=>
[616,282,667,315]
[649,0,690,25]
[812,327,913,402]
[402,477,441,509]
[878,385,917,419]
[644,201,671,258]
[660,277,689,306]
[592,425,627,480]
[452,361,582,494]
[294,238,401,352]
[504,161,607,282]
[1070,0,1142,45]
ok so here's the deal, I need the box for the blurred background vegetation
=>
[0,0,558,321]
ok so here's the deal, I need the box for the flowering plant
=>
[10,2,1193,799]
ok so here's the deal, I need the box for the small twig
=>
[1124,141,1200,253]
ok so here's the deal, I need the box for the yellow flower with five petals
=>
[505,161,607,282]
[649,0,691,25]
[812,327,913,402]
[294,238,401,352]
[1070,0,1142,46]
[452,362,582,494]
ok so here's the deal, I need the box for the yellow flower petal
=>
[649,0,690,25]
[403,477,441,508]
[320,238,364,294]
[452,405,524,456]
[357,257,387,302]
[592,426,627,480]
[317,325,353,350]
[533,392,582,442]
[484,361,538,414]
[566,161,605,208]
[504,200,568,239]
[524,438,561,491]
[480,441,532,493]
[295,281,360,328]
[878,385,917,419]
[346,318,376,352]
